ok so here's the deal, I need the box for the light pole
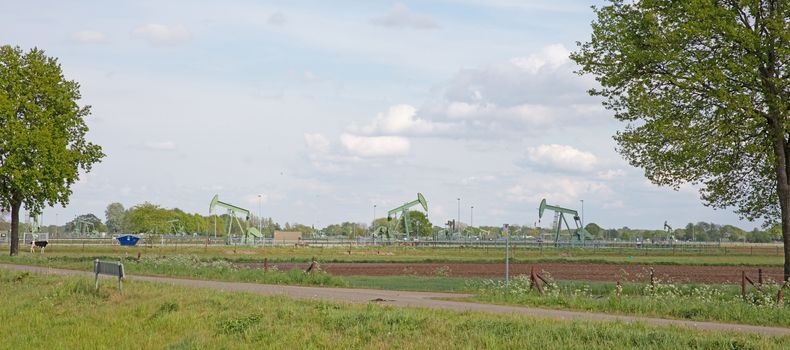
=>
[470,206,474,228]
[373,204,377,232]
[457,197,461,236]
[258,194,263,242]
[580,199,584,227]
[55,213,58,238]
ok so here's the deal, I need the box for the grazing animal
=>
[30,240,48,253]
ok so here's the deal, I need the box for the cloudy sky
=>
[1,0,762,230]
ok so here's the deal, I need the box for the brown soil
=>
[239,262,783,284]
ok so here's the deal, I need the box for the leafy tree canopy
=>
[0,45,104,254]
[572,0,789,278]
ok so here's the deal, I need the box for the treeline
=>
[583,222,781,243]
[1,204,780,243]
[10,202,284,237]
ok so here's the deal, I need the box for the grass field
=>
[1,268,787,349]
[2,244,787,329]
[467,277,790,327]
[7,244,784,266]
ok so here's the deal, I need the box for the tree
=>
[66,213,105,234]
[0,46,104,255]
[399,211,432,237]
[572,1,790,280]
[105,202,126,233]
[584,222,603,238]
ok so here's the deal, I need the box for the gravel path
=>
[3,263,789,337]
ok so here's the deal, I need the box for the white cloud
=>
[506,178,611,205]
[418,43,602,137]
[508,43,570,73]
[460,175,496,185]
[244,193,270,206]
[370,3,439,30]
[267,11,286,25]
[132,24,191,47]
[72,30,108,44]
[353,104,455,136]
[597,169,626,180]
[144,141,177,151]
[340,134,410,157]
[523,144,597,172]
[304,133,330,154]
[302,70,321,83]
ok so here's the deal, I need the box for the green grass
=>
[12,243,783,266]
[344,275,477,292]
[466,277,790,328]
[0,254,346,287]
[1,268,787,349]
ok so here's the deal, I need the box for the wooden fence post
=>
[741,271,746,300]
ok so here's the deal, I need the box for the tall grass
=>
[1,268,787,349]
[469,274,790,327]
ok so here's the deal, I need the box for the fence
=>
[0,234,783,255]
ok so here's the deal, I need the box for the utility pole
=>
[504,224,510,287]
[258,194,263,246]
[457,197,461,236]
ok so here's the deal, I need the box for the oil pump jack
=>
[381,193,428,240]
[663,221,674,241]
[538,198,592,245]
[209,195,262,244]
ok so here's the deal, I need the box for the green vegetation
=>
[0,45,105,255]
[1,268,787,349]
[572,0,790,280]
[0,254,344,287]
[3,244,782,266]
[344,275,475,292]
[468,276,790,327]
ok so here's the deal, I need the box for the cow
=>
[30,240,48,253]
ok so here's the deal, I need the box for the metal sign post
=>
[503,224,510,287]
[94,259,125,292]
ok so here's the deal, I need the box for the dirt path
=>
[2,263,789,337]
[237,262,783,284]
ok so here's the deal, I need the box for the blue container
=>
[117,235,140,246]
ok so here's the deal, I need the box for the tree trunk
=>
[784,179,790,283]
[9,200,20,256]
[770,125,790,282]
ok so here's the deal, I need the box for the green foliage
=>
[0,45,104,254]
[125,202,216,235]
[322,221,367,237]
[572,0,789,223]
[471,276,790,327]
[65,213,106,234]
[104,202,125,233]
[399,211,432,237]
[584,223,602,238]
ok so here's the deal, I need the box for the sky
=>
[0,0,764,230]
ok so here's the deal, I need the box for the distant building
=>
[273,230,302,242]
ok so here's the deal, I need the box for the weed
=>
[220,314,263,336]
[151,301,180,319]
